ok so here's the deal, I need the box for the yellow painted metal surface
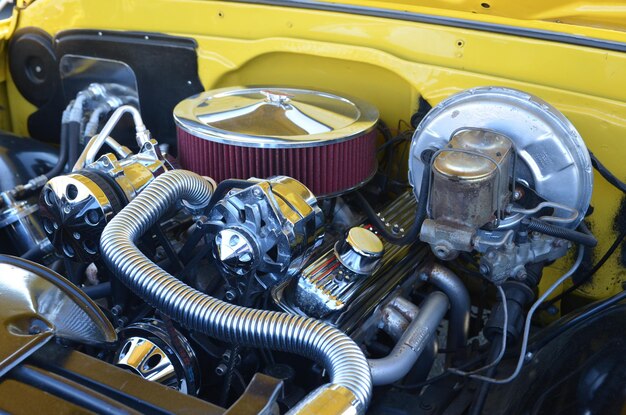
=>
[4,0,626,303]
[310,0,626,35]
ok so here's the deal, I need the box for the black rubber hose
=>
[467,341,502,415]
[206,179,254,212]
[21,245,44,261]
[45,122,69,178]
[589,151,626,194]
[419,263,470,363]
[522,218,597,247]
[82,282,112,299]
[66,121,81,169]
[355,150,432,245]
[541,230,626,309]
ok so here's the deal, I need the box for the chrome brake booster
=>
[408,87,593,283]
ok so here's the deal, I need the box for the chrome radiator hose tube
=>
[100,170,372,414]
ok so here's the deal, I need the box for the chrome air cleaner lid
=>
[173,87,379,148]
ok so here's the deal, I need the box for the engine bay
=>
[1,1,626,414]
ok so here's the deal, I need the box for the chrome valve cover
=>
[274,192,429,339]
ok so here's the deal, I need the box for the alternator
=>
[205,176,324,289]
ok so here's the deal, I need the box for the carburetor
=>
[409,87,593,283]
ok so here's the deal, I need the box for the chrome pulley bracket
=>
[409,87,593,230]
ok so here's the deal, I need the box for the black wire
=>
[393,351,489,390]
[541,230,626,309]
[589,151,626,194]
[377,120,394,143]
[377,120,395,181]
[467,341,502,415]
[522,218,597,247]
[354,149,433,245]
[45,122,69,178]
[177,224,207,264]
[152,224,185,272]
[376,131,412,153]
[220,271,256,406]
[206,179,253,213]
[66,121,81,169]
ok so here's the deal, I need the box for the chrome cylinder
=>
[100,170,372,414]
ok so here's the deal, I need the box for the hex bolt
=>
[111,304,123,316]
[225,289,237,301]
[215,363,228,376]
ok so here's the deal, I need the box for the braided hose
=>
[100,170,372,413]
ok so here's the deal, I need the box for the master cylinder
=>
[420,128,514,260]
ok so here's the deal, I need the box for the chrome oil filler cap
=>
[335,227,384,275]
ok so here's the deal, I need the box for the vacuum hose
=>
[100,170,372,414]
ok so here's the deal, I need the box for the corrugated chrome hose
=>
[100,170,372,413]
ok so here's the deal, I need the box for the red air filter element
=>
[174,87,379,197]
[177,128,377,196]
